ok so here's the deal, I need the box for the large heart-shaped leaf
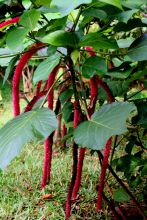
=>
[6,27,28,50]
[128,34,147,61]
[42,30,80,47]
[74,102,136,150]
[19,9,41,31]
[0,108,58,170]
[33,53,61,84]
[82,56,107,78]
[80,33,118,49]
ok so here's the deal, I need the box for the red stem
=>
[41,65,59,189]
[0,16,20,29]
[12,42,45,117]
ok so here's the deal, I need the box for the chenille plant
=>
[0,0,146,219]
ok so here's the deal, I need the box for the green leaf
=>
[3,56,19,85]
[0,108,58,170]
[62,102,73,123]
[19,9,41,31]
[128,34,147,61]
[98,80,130,100]
[114,188,130,202]
[74,102,136,150]
[49,0,92,18]
[80,33,118,49]
[35,0,51,7]
[33,53,61,84]
[6,27,28,50]
[99,0,123,10]
[117,38,135,48]
[82,8,107,20]
[82,56,107,78]
[42,30,80,48]
[121,0,145,9]
[115,9,138,23]
[59,89,73,105]
[114,19,147,32]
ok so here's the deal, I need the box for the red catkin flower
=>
[41,65,60,189]
[35,80,42,96]
[12,42,45,117]
[97,77,115,103]
[85,46,96,56]
[109,61,114,69]
[0,16,20,29]
[72,75,98,199]
[65,100,81,220]
[97,137,112,211]
[24,91,46,112]
[62,124,67,148]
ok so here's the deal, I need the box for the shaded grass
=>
[0,142,103,220]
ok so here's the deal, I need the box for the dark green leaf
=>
[114,189,130,202]
[121,0,145,9]
[19,9,40,31]
[42,30,80,48]
[114,19,147,32]
[59,89,73,105]
[74,102,136,150]
[99,0,123,10]
[128,34,147,61]
[0,108,58,170]
[47,45,57,56]
[62,102,73,123]
[82,56,107,78]
[33,53,61,84]
[98,80,129,100]
[82,8,107,20]
[80,33,118,49]
[6,27,28,50]
[3,56,18,85]
[115,9,138,23]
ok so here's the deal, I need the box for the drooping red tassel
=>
[97,137,112,211]
[96,77,114,210]
[72,75,98,199]
[41,65,60,189]
[35,80,42,96]
[97,77,115,103]
[62,124,67,148]
[24,91,46,112]
[0,16,20,29]
[65,100,81,220]
[12,42,45,117]
[72,147,85,199]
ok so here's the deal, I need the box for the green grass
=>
[0,81,105,220]
[0,143,103,220]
